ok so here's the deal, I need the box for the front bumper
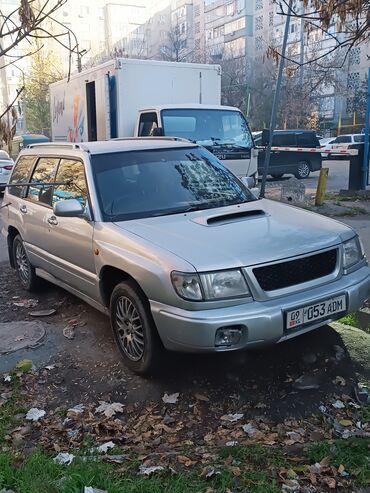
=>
[150,265,370,352]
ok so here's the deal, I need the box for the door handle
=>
[47,215,58,226]
[20,205,27,214]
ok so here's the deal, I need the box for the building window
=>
[269,11,274,26]
[226,2,234,16]
[255,15,263,31]
[225,37,245,57]
[255,35,263,50]
[225,16,246,34]
[159,15,166,24]
[255,0,263,10]
[347,72,360,91]
[349,47,361,66]
[213,25,224,38]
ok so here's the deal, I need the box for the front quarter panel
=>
[93,222,195,307]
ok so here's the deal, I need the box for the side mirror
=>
[250,187,260,199]
[240,176,256,189]
[261,128,270,147]
[152,127,164,137]
[53,199,86,218]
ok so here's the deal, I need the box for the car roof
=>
[139,104,241,112]
[21,139,198,156]
[273,129,317,134]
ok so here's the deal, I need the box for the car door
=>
[18,157,59,269]
[45,158,97,299]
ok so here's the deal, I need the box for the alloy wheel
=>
[15,241,30,285]
[115,296,145,361]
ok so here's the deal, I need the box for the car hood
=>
[114,199,354,271]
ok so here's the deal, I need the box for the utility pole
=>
[362,67,370,189]
[260,0,293,198]
[299,4,304,86]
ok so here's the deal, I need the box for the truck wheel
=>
[110,280,163,375]
[271,173,284,180]
[13,235,39,291]
[295,161,310,179]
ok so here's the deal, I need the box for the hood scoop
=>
[192,209,267,227]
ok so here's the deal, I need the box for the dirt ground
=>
[1,262,369,422]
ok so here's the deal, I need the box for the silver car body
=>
[2,140,370,353]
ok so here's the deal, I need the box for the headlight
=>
[171,272,203,301]
[172,269,250,301]
[343,236,363,269]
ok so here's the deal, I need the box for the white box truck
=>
[50,58,258,180]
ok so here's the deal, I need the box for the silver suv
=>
[2,140,370,374]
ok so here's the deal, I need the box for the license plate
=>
[286,295,346,330]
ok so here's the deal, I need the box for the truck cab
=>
[134,104,258,182]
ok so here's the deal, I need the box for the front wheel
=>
[295,161,311,179]
[110,281,163,375]
[13,235,39,291]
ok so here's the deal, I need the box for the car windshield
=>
[161,109,253,149]
[92,147,256,222]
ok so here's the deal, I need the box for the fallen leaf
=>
[162,392,179,404]
[84,488,108,493]
[15,359,33,373]
[67,404,85,415]
[177,455,196,466]
[332,400,345,409]
[96,441,115,453]
[138,465,164,475]
[194,393,209,402]
[29,309,56,317]
[63,326,75,340]
[242,422,259,436]
[53,452,74,465]
[338,464,345,474]
[95,401,124,418]
[232,466,241,476]
[200,466,216,479]
[339,419,352,427]
[323,477,336,489]
[221,413,243,423]
[26,408,46,422]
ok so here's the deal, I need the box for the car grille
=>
[253,249,338,292]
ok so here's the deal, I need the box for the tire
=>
[295,161,311,179]
[110,280,163,375]
[12,235,39,291]
[270,173,284,180]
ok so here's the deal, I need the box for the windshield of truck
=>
[161,109,253,149]
[92,147,256,222]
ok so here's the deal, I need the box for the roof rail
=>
[110,137,191,143]
[26,143,83,149]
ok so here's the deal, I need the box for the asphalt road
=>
[263,158,350,193]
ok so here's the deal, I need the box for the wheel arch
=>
[99,265,147,308]
[7,226,20,268]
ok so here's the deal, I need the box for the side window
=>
[27,157,59,206]
[138,112,158,136]
[53,159,88,207]
[335,136,351,143]
[273,133,296,146]
[8,156,35,197]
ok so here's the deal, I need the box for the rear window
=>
[8,156,35,197]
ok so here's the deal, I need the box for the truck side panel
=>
[50,61,115,142]
[116,59,221,137]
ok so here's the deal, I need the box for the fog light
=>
[215,326,243,347]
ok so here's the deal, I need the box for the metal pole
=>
[362,67,370,189]
[260,0,293,198]
[299,6,304,86]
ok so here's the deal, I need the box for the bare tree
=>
[0,0,83,146]
[160,23,192,62]
[270,0,369,66]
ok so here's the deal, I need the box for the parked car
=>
[2,140,370,374]
[254,129,322,179]
[0,156,15,193]
[330,134,365,157]
[319,137,337,159]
